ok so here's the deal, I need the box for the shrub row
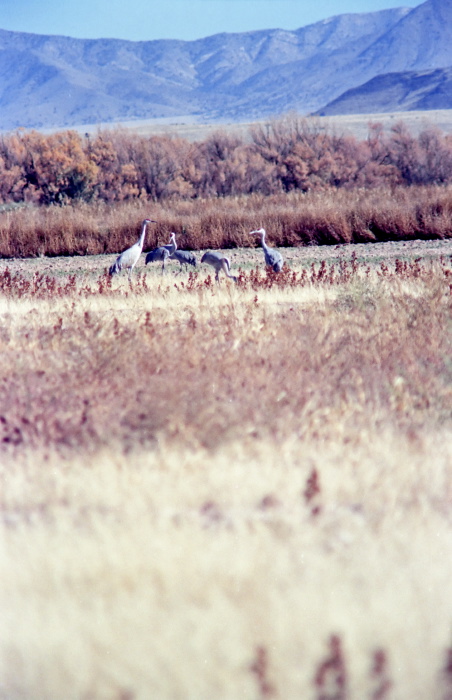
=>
[1,115,452,207]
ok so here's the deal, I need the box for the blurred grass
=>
[0,255,451,699]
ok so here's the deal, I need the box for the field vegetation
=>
[1,115,452,259]
[1,245,452,699]
[2,116,452,207]
[1,111,452,698]
[1,184,452,260]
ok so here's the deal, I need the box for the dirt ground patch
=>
[1,238,451,281]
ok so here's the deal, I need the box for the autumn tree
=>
[17,130,98,204]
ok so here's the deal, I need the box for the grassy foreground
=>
[1,250,452,699]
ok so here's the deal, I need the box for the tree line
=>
[1,115,452,206]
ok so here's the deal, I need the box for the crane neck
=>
[139,220,148,248]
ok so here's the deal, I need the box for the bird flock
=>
[108,219,284,283]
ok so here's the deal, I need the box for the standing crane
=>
[249,227,284,272]
[165,233,197,271]
[109,218,156,280]
[201,251,237,283]
[163,233,197,270]
[145,232,177,274]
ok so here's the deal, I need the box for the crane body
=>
[201,251,237,283]
[170,249,197,270]
[249,228,284,272]
[109,218,156,280]
[145,233,177,274]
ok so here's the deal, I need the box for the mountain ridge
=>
[0,0,451,131]
[317,67,452,115]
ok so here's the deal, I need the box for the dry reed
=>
[1,185,452,259]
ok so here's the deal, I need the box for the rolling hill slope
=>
[317,67,452,115]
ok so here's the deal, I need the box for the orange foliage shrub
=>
[0,130,98,204]
[1,116,452,208]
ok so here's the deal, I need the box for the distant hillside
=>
[0,0,451,131]
[317,68,452,115]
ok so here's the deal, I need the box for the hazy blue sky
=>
[0,0,423,41]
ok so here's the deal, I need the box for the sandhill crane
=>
[151,233,197,272]
[109,218,156,279]
[145,232,177,274]
[163,233,197,271]
[250,227,284,272]
[201,251,237,283]
[170,249,197,271]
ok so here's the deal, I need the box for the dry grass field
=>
[1,240,452,699]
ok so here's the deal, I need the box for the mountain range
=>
[0,0,451,131]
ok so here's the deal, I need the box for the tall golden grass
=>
[1,185,452,258]
[1,250,451,698]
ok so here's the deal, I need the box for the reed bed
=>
[1,185,452,259]
[0,250,451,699]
